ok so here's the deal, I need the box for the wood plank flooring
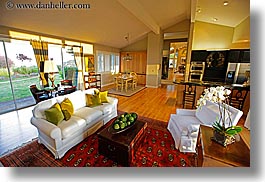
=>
[0,84,250,157]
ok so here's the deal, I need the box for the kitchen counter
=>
[173,80,250,115]
[173,80,250,89]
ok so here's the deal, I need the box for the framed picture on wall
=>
[84,54,95,72]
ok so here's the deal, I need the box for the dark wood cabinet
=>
[226,50,241,63]
[240,49,250,63]
[191,50,208,62]
[226,49,250,63]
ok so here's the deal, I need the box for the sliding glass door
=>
[0,41,16,113]
[0,40,40,114]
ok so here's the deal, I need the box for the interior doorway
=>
[162,42,187,83]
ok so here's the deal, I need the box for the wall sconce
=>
[44,59,59,87]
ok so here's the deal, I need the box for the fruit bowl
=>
[108,112,138,134]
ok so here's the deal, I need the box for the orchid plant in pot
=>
[196,86,242,147]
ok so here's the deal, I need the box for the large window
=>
[96,51,119,74]
[0,39,39,114]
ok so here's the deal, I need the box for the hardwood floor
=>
[0,84,250,157]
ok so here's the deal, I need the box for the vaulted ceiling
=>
[0,0,249,49]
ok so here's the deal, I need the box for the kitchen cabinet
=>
[191,50,208,62]
[226,49,250,63]
[240,49,250,63]
[226,50,241,63]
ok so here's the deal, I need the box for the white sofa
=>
[167,100,243,151]
[30,88,118,159]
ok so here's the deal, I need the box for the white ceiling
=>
[0,0,249,49]
[194,0,250,27]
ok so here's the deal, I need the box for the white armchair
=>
[167,100,243,151]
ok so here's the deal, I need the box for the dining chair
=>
[115,76,125,91]
[129,72,137,90]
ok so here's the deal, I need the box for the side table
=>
[197,125,250,167]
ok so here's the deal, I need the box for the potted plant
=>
[196,86,242,147]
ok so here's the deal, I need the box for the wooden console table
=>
[197,125,250,167]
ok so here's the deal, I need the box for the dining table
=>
[115,74,133,92]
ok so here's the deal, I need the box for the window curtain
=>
[73,46,84,90]
[30,40,49,87]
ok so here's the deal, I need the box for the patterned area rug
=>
[108,86,146,97]
[0,115,196,167]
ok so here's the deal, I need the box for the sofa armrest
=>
[30,117,61,139]
[107,96,118,105]
[176,109,196,116]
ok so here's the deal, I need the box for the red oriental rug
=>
[0,115,196,167]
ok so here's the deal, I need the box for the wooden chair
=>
[29,84,52,104]
[229,86,250,111]
[182,82,197,109]
[115,76,125,91]
[129,72,137,90]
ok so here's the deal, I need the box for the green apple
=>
[113,123,120,130]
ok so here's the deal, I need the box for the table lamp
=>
[44,60,59,87]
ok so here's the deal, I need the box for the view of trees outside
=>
[0,40,78,114]
[0,40,39,113]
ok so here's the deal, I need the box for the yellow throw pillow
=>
[99,91,109,103]
[45,103,64,125]
[60,98,74,120]
[94,89,100,95]
[86,94,101,107]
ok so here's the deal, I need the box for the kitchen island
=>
[173,80,250,115]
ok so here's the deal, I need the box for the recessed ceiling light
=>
[223,1,229,6]
[213,18,218,22]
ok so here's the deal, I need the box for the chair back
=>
[29,84,43,103]
[196,100,243,127]
[130,72,137,82]
[229,86,250,110]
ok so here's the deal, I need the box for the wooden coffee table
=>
[97,119,147,166]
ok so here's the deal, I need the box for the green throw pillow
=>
[60,98,74,120]
[45,103,64,125]
[99,91,109,103]
[86,94,101,107]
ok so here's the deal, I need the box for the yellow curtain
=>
[30,40,49,87]
[74,46,84,90]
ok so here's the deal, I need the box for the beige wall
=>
[121,37,147,52]
[164,19,190,33]
[231,16,250,49]
[192,17,250,50]
[192,21,234,50]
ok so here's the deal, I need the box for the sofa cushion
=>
[73,107,103,125]
[44,103,64,125]
[32,97,58,119]
[60,98,74,120]
[85,94,102,107]
[57,90,86,111]
[93,103,113,115]
[99,91,109,103]
[57,115,86,139]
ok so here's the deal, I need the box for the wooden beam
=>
[117,0,160,34]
